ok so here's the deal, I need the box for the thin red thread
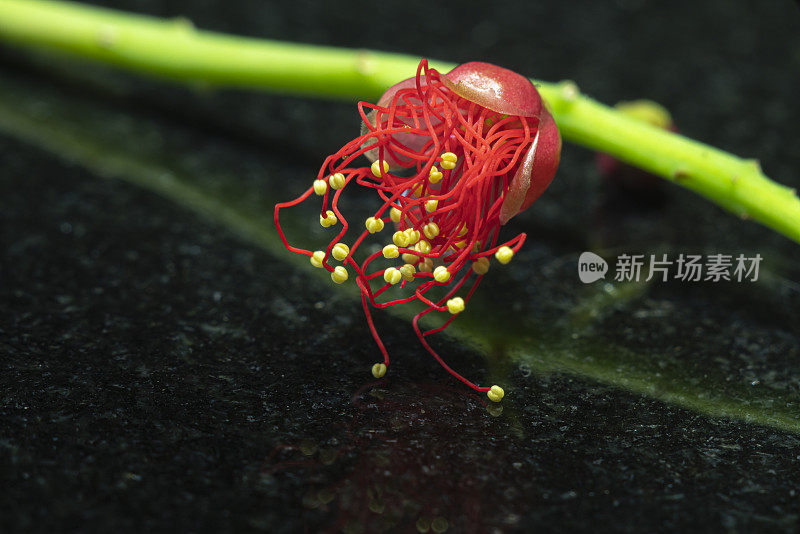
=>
[274,60,535,392]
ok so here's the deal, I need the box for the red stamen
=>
[274,59,561,401]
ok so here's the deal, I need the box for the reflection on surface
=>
[264,382,511,533]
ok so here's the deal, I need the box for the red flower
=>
[274,59,561,401]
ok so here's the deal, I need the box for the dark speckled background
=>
[1,0,800,532]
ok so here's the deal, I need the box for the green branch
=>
[1,0,799,243]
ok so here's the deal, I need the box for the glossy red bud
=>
[443,61,543,118]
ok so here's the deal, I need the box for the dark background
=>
[1,0,799,532]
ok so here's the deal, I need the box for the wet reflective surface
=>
[2,0,800,531]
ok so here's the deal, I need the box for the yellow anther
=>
[458,225,468,237]
[446,296,465,314]
[454,240,467,249]
[313,179,328,196]
[423,222,440,239]
[425,200,438,212]
[371,362,387,378]
[414,240,431,254]
[428,166,443,184]
[382,244,399,259]
[472,257,490,275]
[440,152,457,170]
[399,263,416,282]
[487,385,505,403]
[392,231,409,247]
[331,265,348,284]
[390,207,402,223]
[310,250,325,268]
[365,216,385,233]
[402,252,419,264]
[433,266,451,283]
[495,246,514,264]
[331,243,349,261]
[371,160,389,178]
[383,267,402,285]
[320,210,337,227]
[419,258,433,272]
[412,183,425,197]
[405,228,420,245]
[329,172,346,190]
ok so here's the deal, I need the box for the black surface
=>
[2,1,800,532]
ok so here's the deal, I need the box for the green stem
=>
[1,0,799,243]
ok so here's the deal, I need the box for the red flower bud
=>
[274,59,561,398]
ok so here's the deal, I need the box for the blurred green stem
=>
[1,0,799,243]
